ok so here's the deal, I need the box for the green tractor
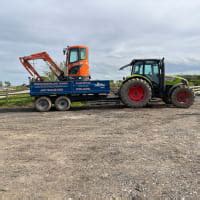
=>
[119,58,195,108]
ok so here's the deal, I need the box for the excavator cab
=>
[64,45,90,80]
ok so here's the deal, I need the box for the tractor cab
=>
[64,45,90,80]
[121,58,165,97]
[131,59,165,97]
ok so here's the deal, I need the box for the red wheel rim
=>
[176,91,189,103]
[128,85,145,101]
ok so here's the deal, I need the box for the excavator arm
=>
[19,52,65,81]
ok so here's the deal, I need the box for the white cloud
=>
[0,0,200,84]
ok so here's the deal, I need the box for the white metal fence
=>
[191,86,200,96]
[0,89,29,100]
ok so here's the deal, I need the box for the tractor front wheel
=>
[171,86,195,108]
[120,78,152,108]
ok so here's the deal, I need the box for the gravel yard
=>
[0,99,199,199]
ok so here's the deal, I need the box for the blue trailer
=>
[30,80,110,96]
[30,80,119,111]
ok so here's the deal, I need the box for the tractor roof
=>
[132,59,161,63]
[119,58,164,70]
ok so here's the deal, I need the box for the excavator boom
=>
[19,52,64,81]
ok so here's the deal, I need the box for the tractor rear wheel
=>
[35,96,52,112]
[171,85,195,108]
[55,96,71,111]
[120,78,152,108]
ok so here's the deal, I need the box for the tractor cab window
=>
[144,61,159,84]
[133,62,143,74]
[69,49,79,63]
[132,61,160,84]
[144,64,152,76]
[80,48,86,60]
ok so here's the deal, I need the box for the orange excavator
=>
[19,45,90,81]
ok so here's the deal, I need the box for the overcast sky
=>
[0,0,200,84]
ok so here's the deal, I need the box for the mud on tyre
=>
[171,85,195,108]
[120,78,152,108]
[35,96,52,112]
[55,96,71,111]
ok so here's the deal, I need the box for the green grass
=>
[0,94,84,108]
[0,94,33,107]
[71,102,85,107]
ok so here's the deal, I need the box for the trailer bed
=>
[30,80,110,96]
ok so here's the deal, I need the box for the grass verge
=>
[0,94,33,107]
[0,94,84,108]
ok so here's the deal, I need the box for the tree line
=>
[0,81,11,87]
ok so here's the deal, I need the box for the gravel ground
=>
[0,99,199,200]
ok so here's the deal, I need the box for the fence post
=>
[6,88,8,104]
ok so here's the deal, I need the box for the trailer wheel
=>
[120,78,152,108]
[171,86,195,108]
[55,96,71,111]
[35,96,52,112]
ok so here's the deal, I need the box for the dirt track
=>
[0,99,199,200]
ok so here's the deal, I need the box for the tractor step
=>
[86,98,121,106]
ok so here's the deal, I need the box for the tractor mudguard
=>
[167,83,185,97]
[121,75,153,89]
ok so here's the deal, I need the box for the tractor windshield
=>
[133,61,143,74]
[132,60,160,84]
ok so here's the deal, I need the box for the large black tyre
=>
[55,96,71,111]
[120,78,152,108]
[35,96,52,112]
[171,85,195,108]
